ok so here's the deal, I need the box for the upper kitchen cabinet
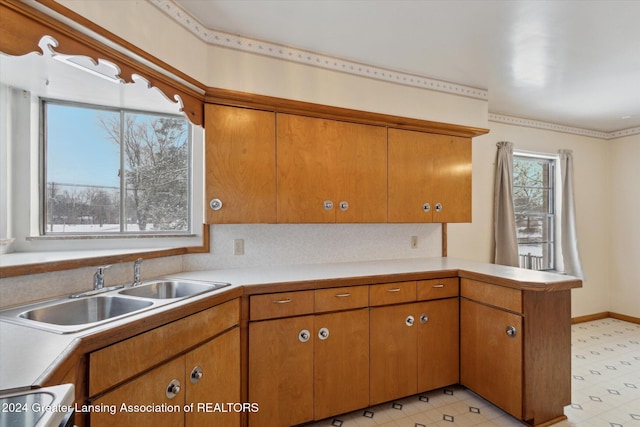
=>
[205,104,276,223]
[388,128,472,223]
[276,114,387,223]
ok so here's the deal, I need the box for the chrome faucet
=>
[93,265,111,290]
[133,258,143,286]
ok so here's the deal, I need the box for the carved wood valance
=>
[0,0,206,126]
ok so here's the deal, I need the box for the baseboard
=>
[608,312,640,324]
[572,311,640,325]
[572,312,610,324]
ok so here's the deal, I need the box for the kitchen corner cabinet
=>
[388,128,471,223]
[369,279,459,405]
[88,300,241,427]
[460,278,572,426]
[276,114,387,223]
[248,287,369,426]
[205,104,276,223]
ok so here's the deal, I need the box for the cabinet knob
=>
[420,313,429,324]
[506,326,518,338]
[339,201,349,211]
[190,365,204,384]
[318,327,330,340]
[299,329,311,343]
[324,200,334,211]
[405,315,415,327]
[422,203,431,213]
[435,202,443,213]
[209,198,223,211]
[166,379,181,399]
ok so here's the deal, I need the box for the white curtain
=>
[558,149,584,278]
[493,141,519,267]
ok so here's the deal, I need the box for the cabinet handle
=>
[420,313,429,324]
[166,379,181,399]
[506,326,518,338]
[386,288,401,293]
[335,293,351,298]
[405,315,415,327]
[324,200,334,211]
[318,327,330,340]
[190,365,203,384]
[435,202,443,213]
[432,284,445,288]
[423,203,431,213]
[299,329,311,343]
[339,201,349,211]
[209,198,222,211]
[273,298,292,304]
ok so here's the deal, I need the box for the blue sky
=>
[46,104,120,188]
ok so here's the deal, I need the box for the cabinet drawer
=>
[417,278,459,300]
[315,285,369,313]
[370,281,416,306]
[250,290,314,320]
[89,298,239,396]
[460,278,522,313]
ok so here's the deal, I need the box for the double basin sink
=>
[0,279,230,334]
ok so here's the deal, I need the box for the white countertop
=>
[0,257,580,392]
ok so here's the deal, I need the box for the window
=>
[43,100,191,235]
[513,154,556,270]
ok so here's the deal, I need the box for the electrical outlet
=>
[411,235,418,249]
[233,238,245,255]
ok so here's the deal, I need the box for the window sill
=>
[27,233,196,241]
[0,226,210,278]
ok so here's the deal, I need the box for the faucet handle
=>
[96,264,112,274]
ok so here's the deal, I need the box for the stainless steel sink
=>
[19,296,153,326]
[0,278,230,334]
[119,280,229,299]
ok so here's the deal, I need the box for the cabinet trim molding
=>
[205,88,489,138]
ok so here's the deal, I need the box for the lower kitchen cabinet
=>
[460,298,523,418]
[249,315,314,427]
[370,298,459,405]
[248,289,369,426]
[417,298,459,392]
[91,327,240,427]
[460,278,572,426]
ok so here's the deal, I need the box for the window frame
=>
[512,152,558,271]
[40,98,193,237]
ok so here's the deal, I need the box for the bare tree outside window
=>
[44,101,190,234]
[513,155,555,270]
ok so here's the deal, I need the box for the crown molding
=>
[489,114,640,140]
[149,0,487,101]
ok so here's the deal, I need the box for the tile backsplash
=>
[0,223,442,308]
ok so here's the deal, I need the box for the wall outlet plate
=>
[234,238,245,255]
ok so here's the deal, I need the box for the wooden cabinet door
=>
[90,356,185,427]
[277,114,387,223]
[369,303,417,405]
[249,316,314,427]
[388,128,471,223]
[431,135,471,222]
[277,114,338,223]
[388,128,435,222]
[416,298,459,392]
[314,309,369,420]
[185,328,241,427]
[205,104,276,223]
[460,299,523,419]
[335,122,387,223]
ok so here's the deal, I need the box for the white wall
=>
[608,134,640,317]
[447,121,613,318]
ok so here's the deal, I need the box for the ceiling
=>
[169,0,640,135]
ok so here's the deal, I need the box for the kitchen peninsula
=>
[0,257,581,427]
